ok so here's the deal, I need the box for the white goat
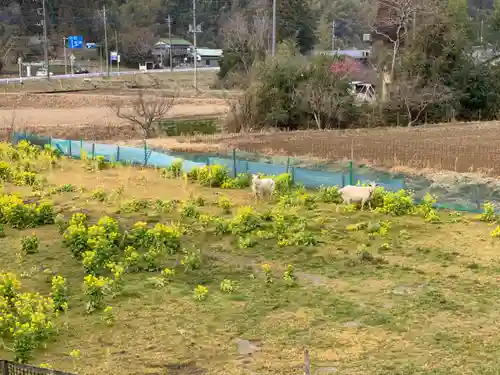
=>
[338,182,377,210]
[251,174,276,202]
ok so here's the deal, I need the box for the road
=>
[0,66,220,84]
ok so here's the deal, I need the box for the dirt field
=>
[126,122,500,175]
[0,91,228,133]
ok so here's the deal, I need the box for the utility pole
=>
[412,10,416,41]
[167,15,173,71]
[42,0,50,79]
[331,20,335,51]
[271,0,276,56]
[63,37,67,74]
[103,5,109,77]
[192,0,197,92]
[115,29,120,73]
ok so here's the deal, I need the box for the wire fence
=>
[0,360,76,375]
[11,131,500,213]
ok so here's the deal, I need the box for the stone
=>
[236,339,260,356]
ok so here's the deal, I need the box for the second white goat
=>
[338,182,377,210]
[251,174,276,202]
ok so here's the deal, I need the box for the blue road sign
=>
[85,42,97,49]
[68,36,83,49]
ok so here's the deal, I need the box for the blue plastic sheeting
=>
[353,173,406,191]
[19,135,408,192]
[247,161,287,177]
[293,167,346,188]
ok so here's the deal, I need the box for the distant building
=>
[196,48,222,67]
[153,38,192,67]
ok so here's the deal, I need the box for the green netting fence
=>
[12,131,497,213]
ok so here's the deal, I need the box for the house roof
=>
[156,38,192,46]
[196,48,222,57]
[314,49,371,59]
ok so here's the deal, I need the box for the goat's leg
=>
[368,200,372,211]
[360,199,365,210]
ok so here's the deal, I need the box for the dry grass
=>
[0,70,223,95]
[0,157,499,374]
[121,122,500,176]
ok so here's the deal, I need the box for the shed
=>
[196,48,222,67]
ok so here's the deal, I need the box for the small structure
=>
[153,38,192,67]
[196,48,223,67]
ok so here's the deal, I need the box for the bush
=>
[181,248,202,272]
[51,276,68,312]
[193,285,208,301]
[229,206,263,235]
[163,159,183,178]
[0,194,54,229]
[377,189,415,216]
[480,202,497,222]
[216,195,233,214]
[83,274,111,313]
[197,165,229,187]
[318,185,342,203]
[220,279,236,293]
[21,234,39,254]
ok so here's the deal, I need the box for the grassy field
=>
[0,142,499,375]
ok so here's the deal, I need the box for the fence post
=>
[342,173,346,187]
[68,140,72,157]
[48,135,52,147]
[80,138,83,150]
[144,141,147,165]
[91,143,95,159]
[286,157,291,174]
[232,149,237,177]
[116,145,120,162]
[349,160,354,185]
[290,166,295,184]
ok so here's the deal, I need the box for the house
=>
[196,48,222,67]
[153,38,192,67]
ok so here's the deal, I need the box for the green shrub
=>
[220,279,236,293]
[274,173,292,195]
[51,276,68,312]
[91,188,107,202]
[480,202,497,222]
[21,234,39,254]
[221,173,250,189]
[13,171,37,186]
[318,185,342,203]
[196,165,229,187]
[83,274,111,313]
[179,201,200,219]
[0,162,11,180]
[193,285,208,301]
[377,189,415,216]
[229,206,263,235]
[216,195,233,214]
[162,159,183,178]
[181,248,202,272]
[63,222,88,259]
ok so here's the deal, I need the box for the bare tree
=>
[109,91,176,141]
[394,75,453,126]
[120,27,156,66]
[219,1,271,74]
[369,0,424,80]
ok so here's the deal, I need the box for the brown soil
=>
[122,122,500,175]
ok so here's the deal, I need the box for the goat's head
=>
[251,174,261,183]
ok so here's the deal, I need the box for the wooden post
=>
[68,140,72,157]
[91,143,95,158]
[304,349,310,375]
[116,145,120,162]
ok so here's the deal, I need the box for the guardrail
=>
[0,66,220,84]
[0,360,76,375]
